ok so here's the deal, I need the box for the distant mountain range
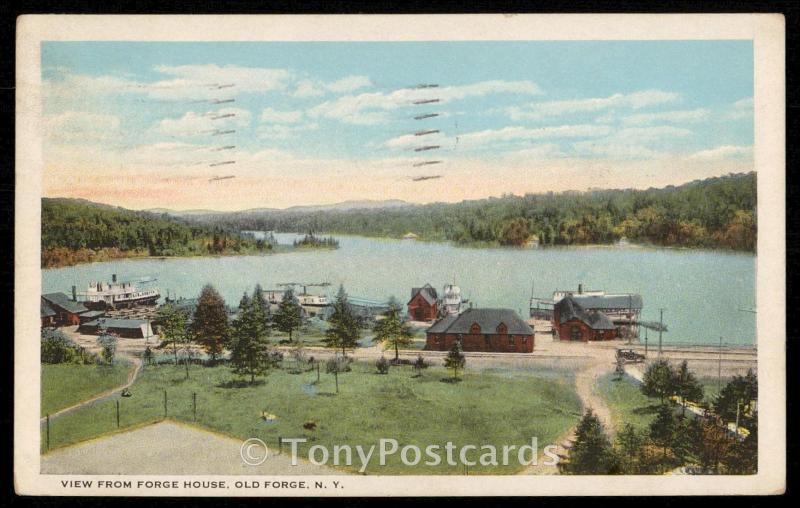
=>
[147,199,414,217]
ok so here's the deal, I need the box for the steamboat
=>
[77,274,160,310]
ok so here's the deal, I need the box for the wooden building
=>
[78,318,154,339]
[41,292,89,327]
[407,284,439,322]
[425,308,534,353]
[553,296,618,342]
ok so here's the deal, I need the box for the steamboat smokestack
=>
[112,274,117,283]
[71,285,77,302]
[578,283,583,294]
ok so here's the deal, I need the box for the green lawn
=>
[42,360,581,474]
[596,373,662,433]
[41,363,132,417]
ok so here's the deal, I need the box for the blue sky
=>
[41,40,754,210]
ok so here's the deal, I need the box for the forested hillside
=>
[189,173,757,252]
[41,199,266,268]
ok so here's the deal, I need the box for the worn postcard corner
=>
[14,13,785,497]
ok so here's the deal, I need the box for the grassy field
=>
[42,360,581,474]
[596,373,661,433]
[41,363,132,417]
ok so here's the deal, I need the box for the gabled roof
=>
[40,299,56,318]
[408,284,438,305]
[427,308,533,336]
[555,297,617,330]
[81,318,150,330]
[42,292,88,314]
[570,294,643,311]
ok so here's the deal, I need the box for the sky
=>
[41,40,754,210]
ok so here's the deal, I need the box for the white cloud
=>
[257,122,320,140]
[291,75,373,98]
[149,64,292,99]
[309,80,541,125]
[45,65,293,105]
[382,124,606,152]
[573,125,692,159]
[726,97,754,120]
[44,111,121,143]
[622,108,710,126]
[507,90,680,120]
[292,79,326,98]
[458,124,610,148]
[157,107,252,137]
[260,108,304,123]
[325,75,372,93]
[689,145,753,161]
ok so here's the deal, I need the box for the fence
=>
[41,388,203,453]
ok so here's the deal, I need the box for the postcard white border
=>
[15,13,786,496]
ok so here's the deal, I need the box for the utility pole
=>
[718,336,723,392]
[658,308,664,356]
[644,327,648,356]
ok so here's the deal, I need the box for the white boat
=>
[78,274,160,309]
[264,289,329,308]
[442,284,463,315]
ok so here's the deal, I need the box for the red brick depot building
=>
[425,308,534,353]
[407,283,439,322]
[553,296,619,342]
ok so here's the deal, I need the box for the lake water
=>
[42,233,756,347]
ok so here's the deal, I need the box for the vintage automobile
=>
[616,348,646,363]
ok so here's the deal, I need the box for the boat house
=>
[407,284,439,322]
[41,292,89,327]
[78,318,154,339]
[553,296,618,342]
[425,308,534,353]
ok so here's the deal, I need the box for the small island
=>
[292,232,340,250]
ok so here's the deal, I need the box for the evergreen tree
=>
[192,284,230,363]
[444,340,466,380]
[324,285,362,356]
[649,403,678,468]
[674,360,703,416]
[615,423,644,473]
[641,359,676,404]
[230,288,271,384]
[723,414,757,474]
[372,296,414,362]
[157,303,189,367]
[274,287,303,342]
[252,284,271,325]
[696,416,733,473]
[563,409,619,474]
[714,369,758,427]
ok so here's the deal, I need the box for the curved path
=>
[40,355,143,424]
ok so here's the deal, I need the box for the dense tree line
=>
[192,173,756,251]
[563,362,758,475]
[41,198,266,267]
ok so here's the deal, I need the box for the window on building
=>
[570,325,582,341]
[470,323,481,334]
[496,322,507,334]
[508,335,514,345]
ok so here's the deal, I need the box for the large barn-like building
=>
[41,292,89,327]
[425,308,534,353]
[553,296,619,342]
[407,284,439,322]
[78,318,154,339]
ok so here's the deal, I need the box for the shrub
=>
[376,356,390,374]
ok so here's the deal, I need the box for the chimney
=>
[112,274,117,283]
[71,285,77,302]
[578,283,583,294]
